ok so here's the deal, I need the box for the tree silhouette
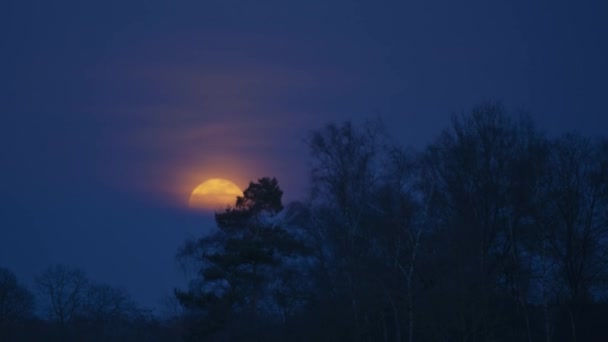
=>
[306,120,427,341]
[417,103,548,341]
[36,265,88,325]
[163,105,608,342]
[536,134,608,341]
[175,177,309,340]
[0,267,34,340]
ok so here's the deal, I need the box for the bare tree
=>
[419,103,545,341]
[0,267,34,337]
[362,146,428,342]
[307,120,428,341]
[307,120,385,340]
[83,284,140,322]
[36,265,88,324]
[538,134,608,342]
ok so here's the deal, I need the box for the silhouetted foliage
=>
[0,267,34,340]
[6,103,608,342]
[304,119,426,341]
[175,177,312,341]
[29,265,156,342]
[534,134,608,341]
[417,104,548,341]
[36,265,89,325]
[169,106,608,342]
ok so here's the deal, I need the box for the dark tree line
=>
[0,265,177,342]
[2,103,606,341]
[176,103,608,341]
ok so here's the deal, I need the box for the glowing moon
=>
[189,178,243,210]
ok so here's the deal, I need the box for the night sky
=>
[2,0,607,311]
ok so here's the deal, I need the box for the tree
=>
[307,121,382,340]
[378,146,431,342]
[536,134,608,342]
[76,283,147,341]
[82,284,140,322]
[175,177,309,341]
[306,120,425,341]
[0,267,34,338]
[419,103,547,341]
[36,265,88,325]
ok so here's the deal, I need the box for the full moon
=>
[189,178,243,210]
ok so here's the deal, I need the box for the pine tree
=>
[176,177,308,340]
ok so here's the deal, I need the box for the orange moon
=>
[189,178,243,210]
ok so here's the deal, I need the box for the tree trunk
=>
[569,308,577,342]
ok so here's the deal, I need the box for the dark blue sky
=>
[2,0,607,311]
